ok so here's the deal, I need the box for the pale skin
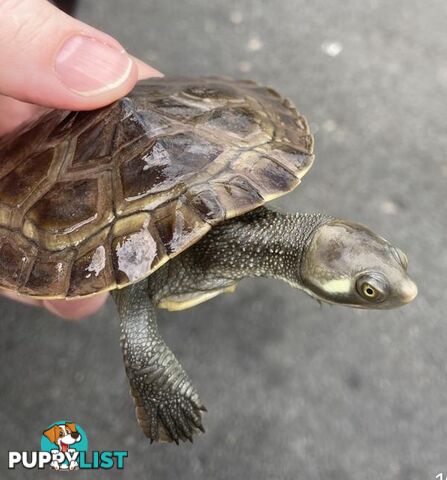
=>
[0,0,162,318]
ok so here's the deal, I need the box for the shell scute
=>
[113,98,170,152]
[67,227,114,297]
[0,148,57,228]
[182,83,242,101]
[23,173,114,251]
[209,173,264,220]
[262,144,314,179]
[200,105,271,146]
[185,184,226,224]
[70,112,117,170]
[69,244,113,297]
[152,200,210,255]
[0,228,37,291]
[116,132,224,210]
[111,213,167,286]
[231,151,300,200]
[20,249,75,297]
[149,96,211,120]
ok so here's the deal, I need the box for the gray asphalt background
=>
[1,0,446,479]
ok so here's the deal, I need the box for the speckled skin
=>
[113,207,329,443]
[113,281,206,444]
[149,207,329,303]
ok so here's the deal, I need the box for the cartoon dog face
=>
[43,422,81,452]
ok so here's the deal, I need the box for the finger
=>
[0,0,162,111]
[0,288,108,320]
[0,54,156,136]
[0,289,42,308]
[0,56,155,136]
[43,294,108,320]
[0,95,46,136]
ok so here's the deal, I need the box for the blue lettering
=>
[99,451,114,469]
[92,450,99,469]
[73,450,128,470]
[78,451,91,469]
[114,451,128,469]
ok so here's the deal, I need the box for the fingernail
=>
[131,56,164,80]
[55,35,133,96]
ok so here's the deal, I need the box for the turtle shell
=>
[0,77,314,298]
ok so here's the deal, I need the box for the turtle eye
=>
[356,273,387,303]
[361,282,378,299]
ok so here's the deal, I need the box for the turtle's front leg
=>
[112,280,206,444]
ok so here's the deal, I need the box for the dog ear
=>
[43,426,59,444]
[66,422,77,433]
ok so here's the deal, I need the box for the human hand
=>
[0,0,162,318]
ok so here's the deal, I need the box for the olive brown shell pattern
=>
[0,77,314,298]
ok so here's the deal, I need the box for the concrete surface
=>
[1,0,446,478]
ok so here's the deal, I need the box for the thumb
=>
[0,0,162,110]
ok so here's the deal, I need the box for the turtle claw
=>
[135,387,206,444]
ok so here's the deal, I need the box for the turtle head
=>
[300,220,417,309]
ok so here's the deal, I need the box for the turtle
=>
[0,77,417,444]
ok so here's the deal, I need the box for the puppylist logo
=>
[8,421,128,471]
